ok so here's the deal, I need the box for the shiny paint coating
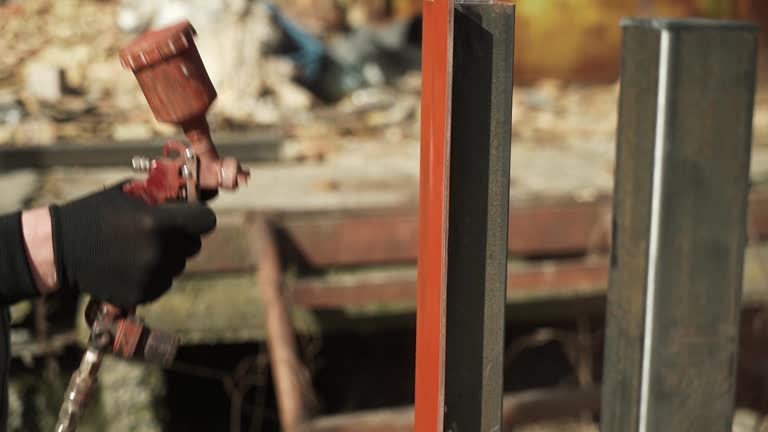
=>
[415,1,453,431]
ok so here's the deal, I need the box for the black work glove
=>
[49,182,217,307]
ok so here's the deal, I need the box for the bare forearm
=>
[21,207,57,295]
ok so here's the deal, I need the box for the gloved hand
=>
[49,181,216,307]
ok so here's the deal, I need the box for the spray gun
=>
[54,21,249,431]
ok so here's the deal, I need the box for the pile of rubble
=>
[0,0,420,149]
[1,0,134,145]
[4,0,765,165]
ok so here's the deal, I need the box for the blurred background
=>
[3,0,768,431]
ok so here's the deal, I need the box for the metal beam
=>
[249,218,314,431]
[0,130,283,170]
[443,2,515,431]
[602,18,759,432]
[414,0,453,430]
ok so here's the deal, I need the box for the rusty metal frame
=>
[249,217,316,431]
[289,260,607,308]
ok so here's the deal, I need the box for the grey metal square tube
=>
[601,18,759,432]
[443,2,515,431]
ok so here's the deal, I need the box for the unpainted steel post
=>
[443,2,515,432]
[414,1,515,431]
[602,18,759,432]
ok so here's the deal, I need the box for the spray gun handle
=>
[125,137,249,204]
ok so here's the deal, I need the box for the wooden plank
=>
[278,211,419,267]
[290,261,608,308]
[287,242,768,311]
[278,201,612,267]
[508,201,611,256]
[187,201,613,273]
[306,406,413,432]
[304,387,600,432]
[288,270,416,307]
[748,188,768,237]
[186,187,768,273]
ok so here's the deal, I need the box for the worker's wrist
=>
[21,207,58,295]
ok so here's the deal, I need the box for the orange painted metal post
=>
[415,2,515,430]
[415,0,453,431]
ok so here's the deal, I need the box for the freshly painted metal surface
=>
[415,2,517,429]
[415,0,453,430]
